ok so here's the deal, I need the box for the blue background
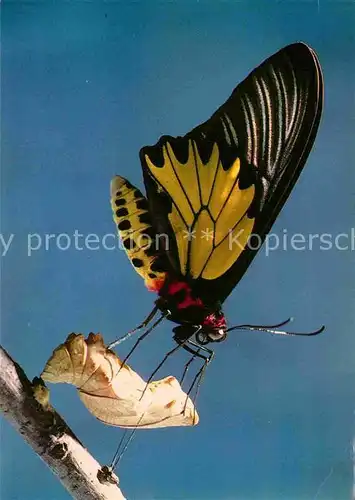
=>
[1,1,354,499]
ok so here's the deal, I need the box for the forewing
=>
[140,43,323,305]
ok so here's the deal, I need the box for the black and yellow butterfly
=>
[110,42,324,368]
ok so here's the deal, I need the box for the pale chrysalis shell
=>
[41,333,199,428]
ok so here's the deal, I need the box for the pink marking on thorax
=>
[202,313,227,329]
[166,281,203,310]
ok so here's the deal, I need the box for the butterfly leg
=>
[180,351,199,386]
[187,361,207,425]
[140,326,203,400]
[175,339,214,423]
[185,341,214,403]
[107,405,148,472]
[108,305,159,349]
[179,348,204,425]
[174,336,214,361]
[139,342,184,400]
[174,337,214,391]
[115,310,169,374]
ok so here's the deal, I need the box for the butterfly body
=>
[155,278,228,344]
[111,43,324,350]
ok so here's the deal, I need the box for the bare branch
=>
[0,345,126,500]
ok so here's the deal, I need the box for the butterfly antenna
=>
[227,318,293,332]
[108,305,159,349]
[227,318,325,336]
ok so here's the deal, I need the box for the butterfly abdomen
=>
[111,176,167,292]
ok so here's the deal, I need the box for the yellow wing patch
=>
[144,141,256,280]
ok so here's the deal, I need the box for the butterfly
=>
[109,42,324,374]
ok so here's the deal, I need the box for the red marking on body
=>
[166,280,203,310]
[149,277,227,330]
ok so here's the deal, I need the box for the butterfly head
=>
[197,311,227,344]
[173,311,227,346]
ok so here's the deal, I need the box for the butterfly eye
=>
[196,328,227,345]
[195,330,209,345]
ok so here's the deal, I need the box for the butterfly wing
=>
[140,42,323,307]
[111,175,169,292]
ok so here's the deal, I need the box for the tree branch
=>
[0,345,126,500]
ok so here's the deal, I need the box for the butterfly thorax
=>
[155,278,227,345]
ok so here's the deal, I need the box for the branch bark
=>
[0,345,126,500]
